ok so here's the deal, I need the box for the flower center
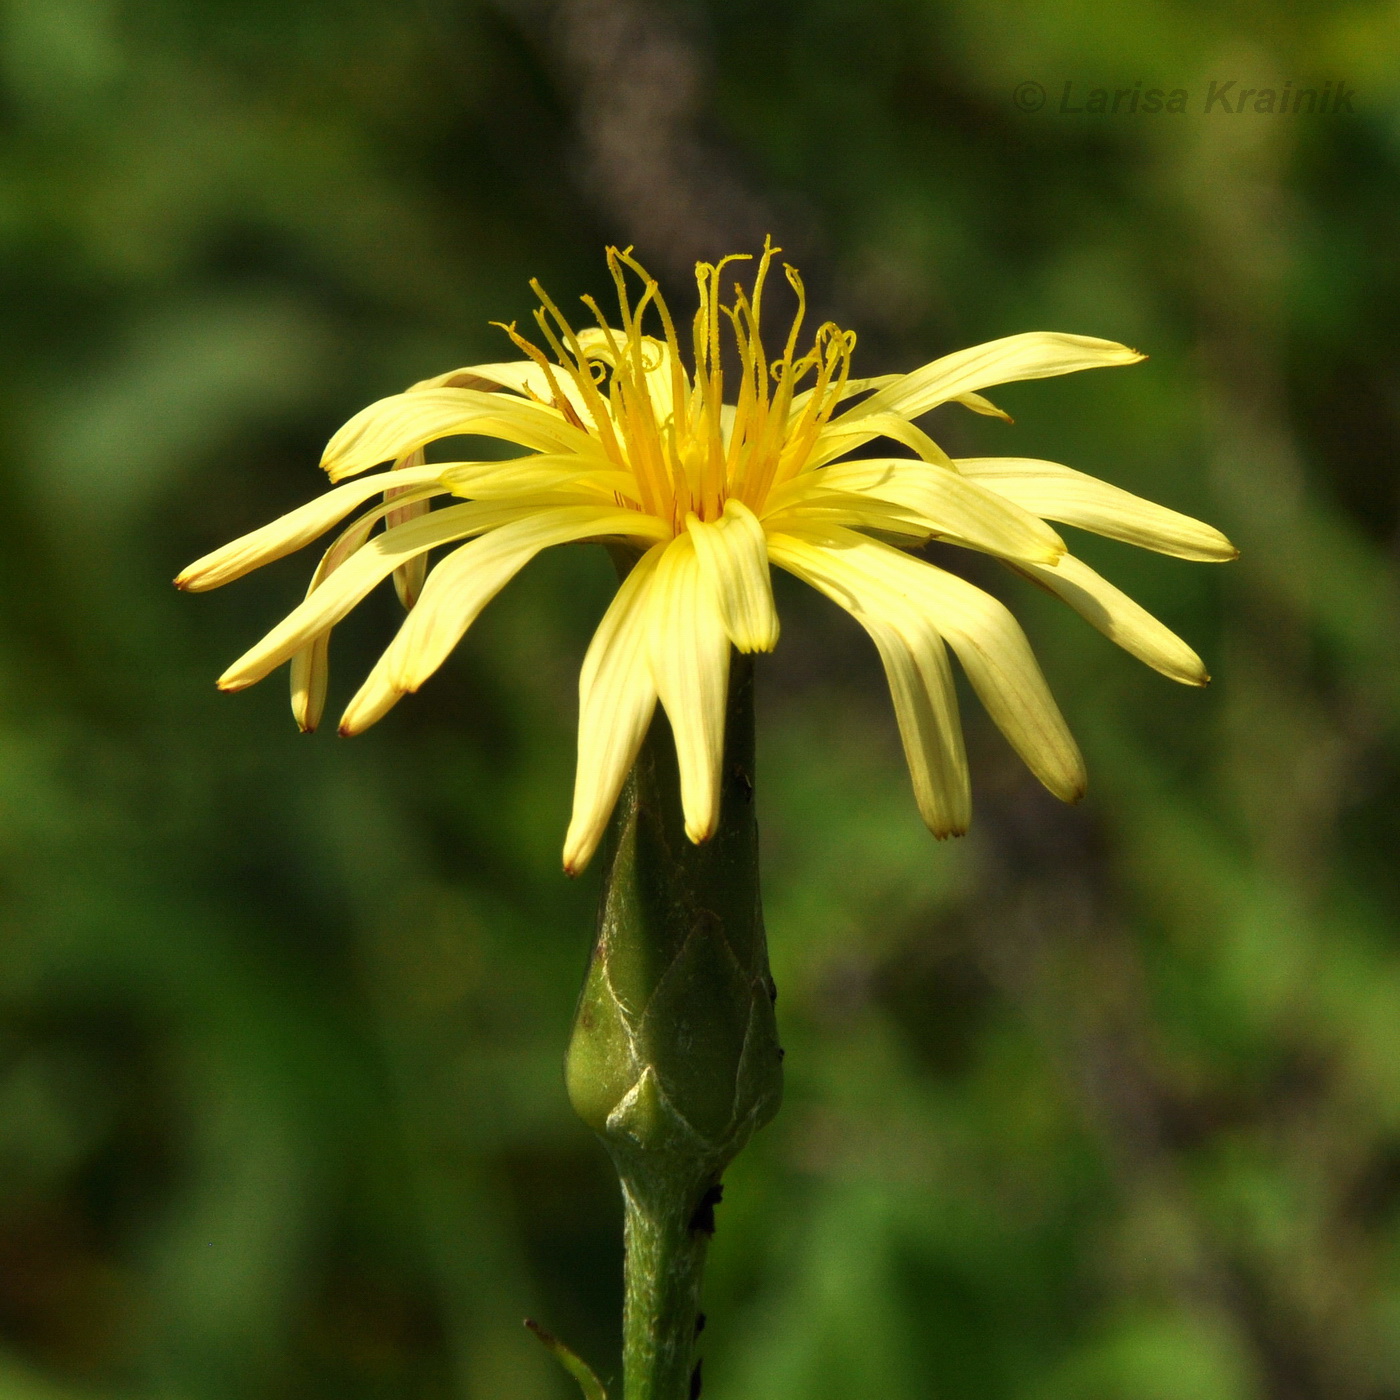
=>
[499,241,857,535]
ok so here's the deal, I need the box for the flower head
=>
[178,242,1236,873]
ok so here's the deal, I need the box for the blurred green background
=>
[2,1,1399,1397]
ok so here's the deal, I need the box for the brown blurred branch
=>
[495,0,777,284]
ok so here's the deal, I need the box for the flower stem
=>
[620,1175,712,1400]
[566,653,783,1400]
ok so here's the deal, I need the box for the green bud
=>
[567,656,783,1182]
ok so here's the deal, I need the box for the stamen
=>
[720,298,762,506]
[527,283,630,474]
[491,321,585,428]
[768,324,855,493]
[605,248,637,342]
[509,242,856,535]
[780,264,808,366]
[579,283,671,519]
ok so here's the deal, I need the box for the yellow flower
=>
[178,242,1236,873]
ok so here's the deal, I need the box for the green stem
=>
[620,1177,711,1400]
[566,653,783,1400]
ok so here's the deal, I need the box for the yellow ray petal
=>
[845,332,1143,423]
[287,522,373,731]
[408,361,541,393]
[290,632,331,733]
[865,616,970,837]
[217,500,544,691]
[563,545,665,875]
[286,478,433,730]
[786,373,900,423]
[175,462,448,591]
[337,652,406,736]
[688,499,780,653]
[765,532,970,835]
[385,507,667,693]
[646,535,731,844]
[882,549,1085,801]
[767,459,1066,565]
[1012,554,1209,685]
[951,390,1011,421]
[956,458,1238,561]
[440,455,639,504]
[387,448,429,610]
[762,493,932,542]
[804,409,956,472]
[409,360,598,427]
[321,388,603,481]
[774,526,1085,802]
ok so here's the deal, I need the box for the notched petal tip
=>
[216,675,253,693]
[684,818,717,845]
[736,618,781,654]
[319,444,350,480]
